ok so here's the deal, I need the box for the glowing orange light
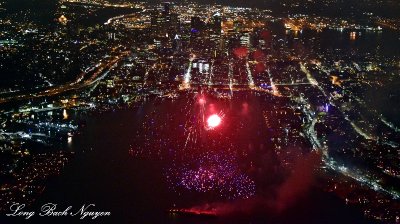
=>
[207,114,221,128]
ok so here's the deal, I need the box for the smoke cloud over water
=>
[179,152,322,219]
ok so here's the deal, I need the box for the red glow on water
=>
[207,114,221,128]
